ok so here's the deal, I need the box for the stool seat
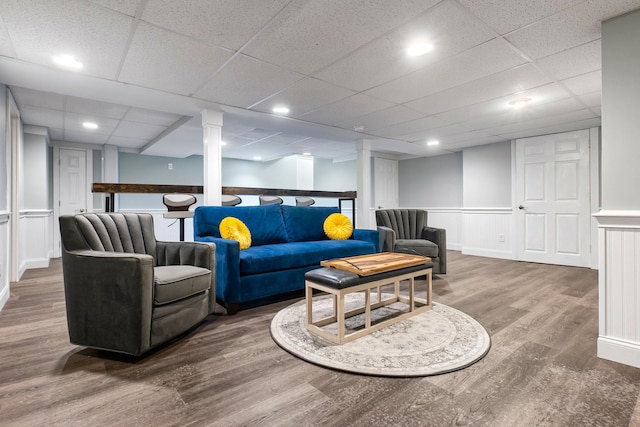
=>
[163,211,195,219]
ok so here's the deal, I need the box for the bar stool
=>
[259,195,283,205]
[295,196,315,206]
[162,194,196,241]
[222,195,242,206]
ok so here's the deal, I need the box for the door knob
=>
[518,205,525,210]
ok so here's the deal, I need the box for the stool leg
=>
[179,218,185,241]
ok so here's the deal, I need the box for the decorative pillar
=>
[201,109,223,206]
[356,139,372,229]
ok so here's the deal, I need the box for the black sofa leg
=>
[225,303,240,315]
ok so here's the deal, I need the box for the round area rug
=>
[270,294,491,377]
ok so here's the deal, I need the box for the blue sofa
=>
[194,204,379,314]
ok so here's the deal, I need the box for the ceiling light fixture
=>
[509,97,531,109]
[253,156,262,161]
[52,55,83,70]
[82,122,98,130]
[354,125,364,132]
[407,41,433,57]
[272,106,290,114]
[426,139,440,146]
[221,141,227,146]
[302,152,311,156]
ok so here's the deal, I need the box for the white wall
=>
[463,141,511,208]
[0,84,9,311]
[399,152,463,207]
[596,9,640,369]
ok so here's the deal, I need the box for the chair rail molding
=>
[595,210,640,368]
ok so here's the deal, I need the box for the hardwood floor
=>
[2,252,640,426]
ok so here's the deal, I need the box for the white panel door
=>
[59,148,87,216]
[515,130,591,267]
[374,157,398,210]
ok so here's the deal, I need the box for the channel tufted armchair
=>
[59,213,216,356]
[375,209,447,274]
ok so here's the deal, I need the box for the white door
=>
[374,157,398,209]
[515,130,591,267]
[59,148,87,216]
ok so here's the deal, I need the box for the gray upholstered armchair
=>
[375,209,447,274]
[59,213,216,356]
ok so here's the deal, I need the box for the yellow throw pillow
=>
[323,213,353,240]
[219,217,251,250]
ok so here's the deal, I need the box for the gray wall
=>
[0,85,6,212]
[462,141,512,207]
[222,157,297,188]
[314,159,356,191]
[399,152,463,207]
[118,152,204,209]
[602,9,640,209]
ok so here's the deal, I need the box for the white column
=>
[201,109,223,206]
[356,139,372,229]
[296,155,313,190]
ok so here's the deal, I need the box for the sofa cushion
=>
[238,240,376,275]
[323,213,353,240]
[219,216,251,250]
[154,265,211,305]
[281,205,339,242]
[395,239,439,258]
[194,204,288,246]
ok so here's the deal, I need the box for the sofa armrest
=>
[422,226,447,273]
[376,226,396,252]
[195,236,240,305]
[156,240,216,313]
[353,228,381,252]
[61,249,154,356]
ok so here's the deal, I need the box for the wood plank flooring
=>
[1,252,640,426]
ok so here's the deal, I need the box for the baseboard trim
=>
[461,247,514,259]
[24,257,50,270]
[598,336,640,368]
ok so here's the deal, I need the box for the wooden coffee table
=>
[305,252,433,344]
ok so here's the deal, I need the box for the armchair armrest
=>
[422,226,447,273]
[61,250,154,356]
[156,240,216,313]
[377,226,396,252]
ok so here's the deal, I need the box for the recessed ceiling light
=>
[407,41,433,57]
[221,141,227,146]
[354,125,364,132]
[53,55,83,70]
[509,97,531,109]
[302,152,311,156]
[253,156,262,161]
[426,140,440,146]
[82,122,98,130]
[272,106,289,114]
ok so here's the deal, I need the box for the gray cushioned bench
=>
[304,261,433,344]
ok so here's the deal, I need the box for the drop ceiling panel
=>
[487,109,598,136]
[365,38,528,104]
[141,0,290,50]
[195,54,303,109]
[18,105,64,129]
[370,115,450,139]
[250,77,355,117]
[338,105,424,132]
[0,13,14,57]
[499,117,601,140]
[106,135,149,149]
[313,0,496,92]
[64,111,119,134]
[406,63,553,115]
[112,121,167,139]
[65,96,129,119]
[399,123,476,142]
[123,108,183,126]
[9,86,65,110]
[439,135,507,150]
[0,0,132,79]
[456,0,583,35]
[243,0,441,74]
[297,93,394,127]
[505,0,640,60]
[89,0,139,17]
[434,83,571,124]
[579,91,601,108]
[535,40,601,81]
[560,70,601,96]
[118,22,234,95]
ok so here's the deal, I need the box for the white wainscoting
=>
[21,210,54,270]
[425,208,462,251]
[461,208,514,259]
[0,212,10,311]
[594,211,640,368]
